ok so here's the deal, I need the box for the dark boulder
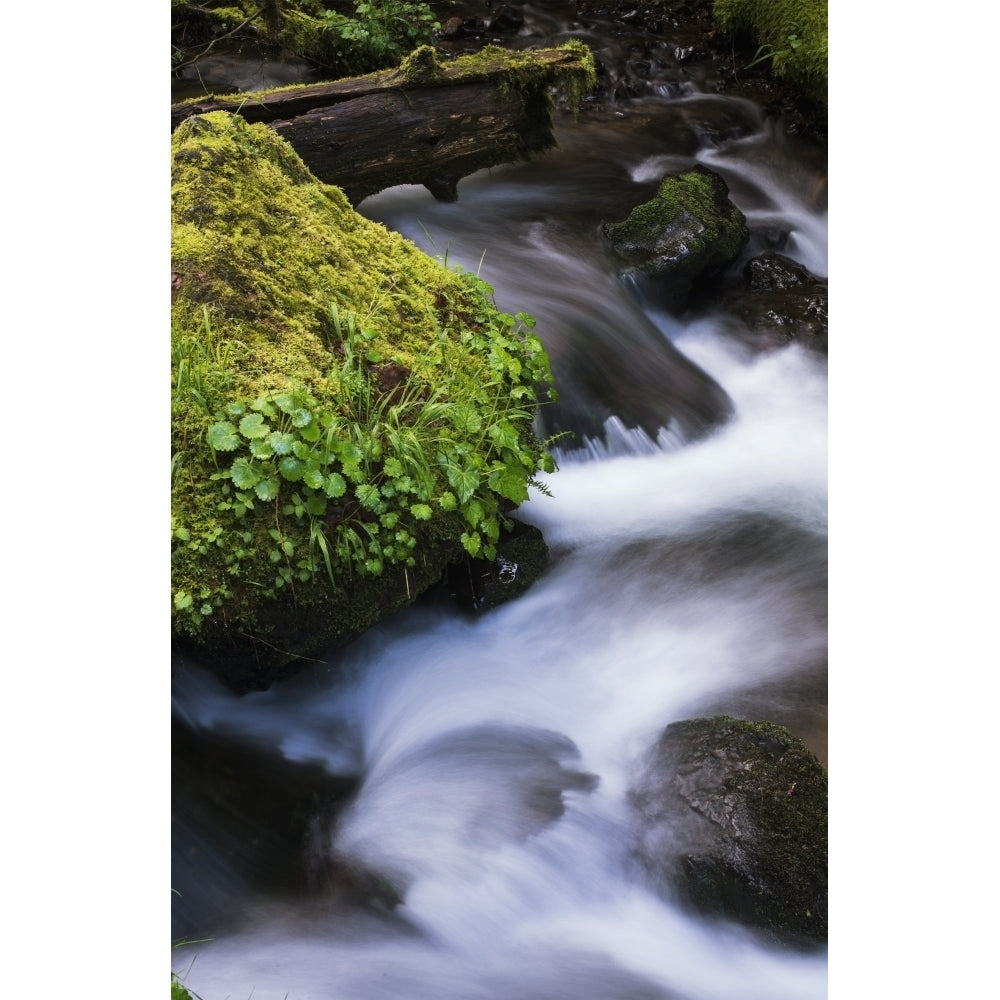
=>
[629,715,827,947]
[725,251,828,353]
[490,4,525,33]
[602,165,749,312]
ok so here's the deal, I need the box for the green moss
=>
[171,111,557,649]
[713,0,827,104]
[604,166,749,278]
[399,44,442,83]
[440,41,597,115]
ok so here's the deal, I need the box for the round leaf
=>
[268,431,296,455]
[208,421,240,452]
[239,413,270,440]
[255,477,280,501]
[230,458,260,489]
[324,473,347,498]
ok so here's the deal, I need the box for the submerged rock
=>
[602,165,749,311]
[629,715,827,947]
[314,723,599,906]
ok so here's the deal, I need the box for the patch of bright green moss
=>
[171,111,557,648]
[713,0,827,104]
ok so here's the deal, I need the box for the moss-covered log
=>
[170,42,597,203]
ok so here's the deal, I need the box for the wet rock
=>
[444,518,550,612]
[727,251,828,353]
[438,16,465,38]
[490,4,525,32]
[602,165,749,312]
[629,715,827,948]
[172,717,359,939]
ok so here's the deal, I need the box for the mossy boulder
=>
[629,715,827,947]
[171,111,558,690]
[602,166,749,312]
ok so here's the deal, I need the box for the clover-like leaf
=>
[268,431,296,455]
[291,408,313,429]
[410,503,432,521]
[230,458,260,489]
[250,395,277,419]
[239,413,270,440]
[438,491,457,511]
[249,437,274,459]
[278,456,305,482]
[383,457,404,478]
[356,483,381,510]
[255,477,280,501]
[272,392,296,414]
[303,466,324,490]
[208,421,240,452]
[324,473,347,498]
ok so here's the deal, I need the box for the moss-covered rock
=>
[629,715,827,947]
[602,165,749,312]
[171,110,558,689]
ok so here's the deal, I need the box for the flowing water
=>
[172,5,828,997]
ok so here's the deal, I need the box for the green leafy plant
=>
[713,0,827,104]
[319,0,441,73]
[743,29,802,71]
[172,269,558,636]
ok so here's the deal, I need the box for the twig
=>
[172,3,269,75]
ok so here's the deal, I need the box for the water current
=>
[172,5,828,997]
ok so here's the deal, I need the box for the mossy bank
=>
[713,0,828,106]
[171,110,558,688]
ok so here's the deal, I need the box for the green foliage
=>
[713,0,827,104]
[172,1,442,79]
[320,1,441,73]
[171,110,559,641]
[170,975,198,1000]
[172,285,557,637]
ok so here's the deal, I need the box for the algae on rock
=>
[171,110,558,686]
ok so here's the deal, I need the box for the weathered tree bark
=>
[170,45,595,204]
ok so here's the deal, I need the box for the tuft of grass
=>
[713,0,827,105]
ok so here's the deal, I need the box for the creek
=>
[172,4,828,997]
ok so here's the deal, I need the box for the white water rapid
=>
[172,62,828,1000]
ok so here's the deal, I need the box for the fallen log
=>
[170,42,596,204]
